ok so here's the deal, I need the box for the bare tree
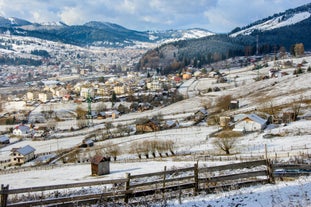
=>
[213,130,241,155]
[149,140,158,158]
[294,43,304,57]
[215,95,232,113]
[105,121,113,137]
[291,95,304,121]
[213,137,236,155]
[76,119,88,129]
[76,106,87,120]
[142,140,151,158]
[130,142,145,159]
[0,103,3,113]
[105,142,120,161]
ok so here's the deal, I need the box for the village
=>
[0,47,310,170]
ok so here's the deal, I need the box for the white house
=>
[233,114,267,132]
[10,145,36,165]
[38,92,53,103]
[13,125,31,136]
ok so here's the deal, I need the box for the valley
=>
[0,2,311,206]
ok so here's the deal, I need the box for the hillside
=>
[1,55,311,206]
[0,18,214,48]
[138,3,311,72]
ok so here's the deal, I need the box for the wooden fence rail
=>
[0,159,276,207]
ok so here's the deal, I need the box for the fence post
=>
[193,163,198,196]
[124,173,131,204]
[266,159,275,184]
[163,166,167,189]
[162,166,167,205]
[1,184,9,207]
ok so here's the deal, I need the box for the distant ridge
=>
[0,16,214,48]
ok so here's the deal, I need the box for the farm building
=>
[229,100,239,110]
[80,139,94,148]
[194,108,208,123]
[233,114,267,132]
[13,125,31,136]
[91,155,110,176]
[136,118,160,133]
[10,145,36,165]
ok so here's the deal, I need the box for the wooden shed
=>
[136,119,160,133]
[91,155,110,176]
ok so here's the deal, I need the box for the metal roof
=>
[0,135,9,142]
[17,145,35,155]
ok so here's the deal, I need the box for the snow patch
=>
[231,11,311,37]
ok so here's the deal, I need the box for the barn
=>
[91,155,110,176]
[233,114,267,132]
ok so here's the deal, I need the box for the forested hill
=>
[137,3,311,73]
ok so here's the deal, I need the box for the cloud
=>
[0,0,308,32]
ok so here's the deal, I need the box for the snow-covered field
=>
[1,56,311,206]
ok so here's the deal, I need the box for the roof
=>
[91,155,110,165]
[242,114,267,125]
[15,125,30,133]
[84,139,94,145]
[0,135,9,142]
[16,145,35,155]
[195,108,208,116]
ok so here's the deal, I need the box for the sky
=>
[0,0,309,33]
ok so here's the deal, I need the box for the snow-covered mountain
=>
[0,17,214,48]
[148,28,214,44]
[0,16,32,27]
[230,3,311,37]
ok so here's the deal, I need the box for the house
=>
[194,108,208,123]
[137,102,153,112]
[136,118,160,133]
[0,135,10,145]
[26,91,38,101]
[80,87,95,99]
[38,92,53,103]
[219,116,232,128]
[91,155,110,176]
[163,120,179,129]
[233,114,267,132]
[105,110,120,119]
[229,100,239,110]
[80,139,94,148]
[182,72,192,80]
[13,125,31,136]
[10,145,36,165]
[55,87,68,98]
[147,80,162,91]
[113,85,126,95]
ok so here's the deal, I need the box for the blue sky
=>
[0,0,309,33]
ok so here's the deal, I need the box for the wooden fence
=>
[0,159,274,207]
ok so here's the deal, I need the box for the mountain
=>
[0,17,214,48]
[137,3,311,73]
[230,3,311,37]
[228,3,311,50]
[0,16,32,27]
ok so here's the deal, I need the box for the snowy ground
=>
[1,55,311,206]
[164,176,311,207]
